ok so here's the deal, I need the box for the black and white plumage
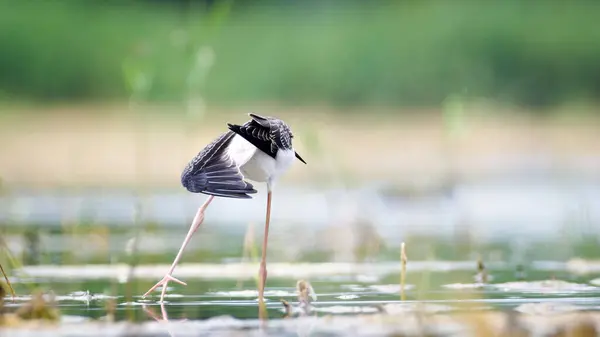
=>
[228,113,296,160]
[181,113,306,196]
[144,113,306,308]
[180,131,257,199]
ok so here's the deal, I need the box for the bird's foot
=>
[143,274,187,301]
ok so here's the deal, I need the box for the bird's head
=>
[248,112,307,164]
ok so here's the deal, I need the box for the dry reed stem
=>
[400,242,407,301]
[0,262,15,301]
[477,258,488,284]
[237,222,259,289]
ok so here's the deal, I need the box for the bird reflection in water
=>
[142,301,187,337]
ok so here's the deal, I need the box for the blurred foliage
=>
[1,1,599,109]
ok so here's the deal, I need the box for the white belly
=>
[227,134,296,187]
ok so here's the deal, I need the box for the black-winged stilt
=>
[142,113,306,309]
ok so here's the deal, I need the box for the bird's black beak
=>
[295,151,307,164]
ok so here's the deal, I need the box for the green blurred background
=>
[1,1,599,109]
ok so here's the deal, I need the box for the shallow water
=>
[3,183,600,335]
[5,263,600,321]
[4,262,600,336]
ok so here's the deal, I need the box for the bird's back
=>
[226,113,297,185]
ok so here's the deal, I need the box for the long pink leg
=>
[258,191,272,320]
[143,195,215,302]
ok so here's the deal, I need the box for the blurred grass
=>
[4,222,600,266]
[1,1,600,109]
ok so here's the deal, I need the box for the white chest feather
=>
[227,134,295,187]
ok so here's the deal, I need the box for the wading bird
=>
[143,113,306,309]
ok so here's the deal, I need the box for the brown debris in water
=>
[476,258,488,284]
[515,264,527,281]
[374,304,387,314]
[297,279,316,315]
[1,290,60,327]
[0,281,5,307]
[280,299,292,319]
[279,280,317,318]
[550,317,598,337]
[15,290,60,322]
[104,297,117,323]
[297,280,314,303]
[0,282,5,324]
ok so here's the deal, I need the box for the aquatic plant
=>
[400,242,407,301]
[475,258,488,284]
[0,263,15,300]
[296,279,316,316]
[237,222,259,289]
[280,299,292,319]
[279,280,317,319]
[15,290,60,322]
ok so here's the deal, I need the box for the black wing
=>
[181,131,257,198]
[227,114,278,160]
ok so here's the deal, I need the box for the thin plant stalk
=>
[400,242,407,301]
[241,222,267,320]
[416,249,433,302]
[0,236,24,270]
[124,202,143,322]
[0,261,16,300]
[237,222,260,289]
[477,258,488,284]
[0,237,35,294]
